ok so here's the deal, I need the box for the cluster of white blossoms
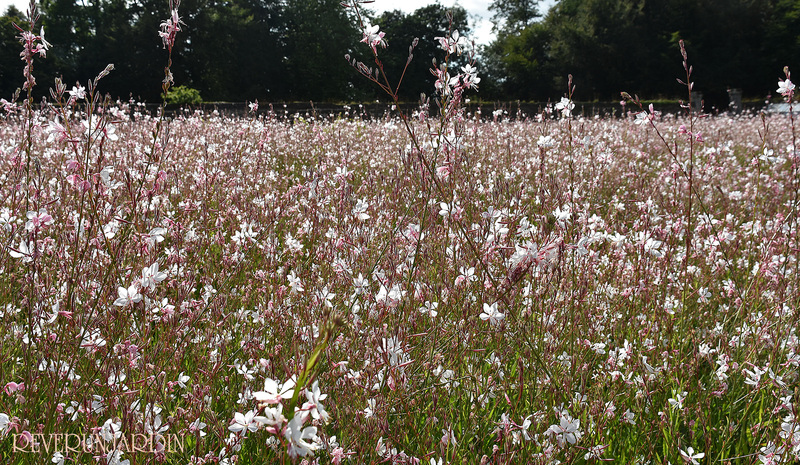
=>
[228,377,331,459]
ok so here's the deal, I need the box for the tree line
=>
[484,0,800,108]
[1,0,798,105]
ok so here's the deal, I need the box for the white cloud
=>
[365,0,556,46]
[1,0,30,14]
[365,0,494,45]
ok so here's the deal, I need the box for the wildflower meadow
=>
[1,1,799,464]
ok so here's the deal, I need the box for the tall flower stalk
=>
[13,0,50,211]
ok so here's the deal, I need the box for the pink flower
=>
[25,209,53,231]
[159,3,184,50]
[361,25,386,53]
[16,431,35,450]
[47,118,70,143]
[4,382,24,395]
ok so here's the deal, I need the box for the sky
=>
[1,0,556,46]
[364,1,557,45]
[1,0,26,16]
[365,0,497,45]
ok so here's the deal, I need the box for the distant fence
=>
[142,100,771,120]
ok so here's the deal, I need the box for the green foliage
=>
[370,5,471,102]
[0,7,25,98]
[282,0,361,101]
[489,0,541,34]
[2,0,800,102]
[484,0,800,102]
[162,84,202,104]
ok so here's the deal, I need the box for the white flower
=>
[229,410,261,434]
[107,450,130,465]
[479,302,505,326]
[144,227,167,248]
[253,377,295,405]
[113,285,142,307]
[287,270,304,294]
[361,24,386,51]
[304,380,330,423]
[25,208,53,231]
[439,202,451,218]
[353,199,371,221]
[680,446,705,465]
[668,391,687,410]
[455,266,476,286]
[758,442,784,465]
[375,284,404,307]
[364,398,376,419]
[441,426,457,447]
[537,135,555,148]
[635,104,657,125]
[0,413,10,435]
[79,328,107,352]
[140,262,167,291]
[0,208,16,231]
[420,301,439,318]
[100,418,122,442]
[622,409,636,425]
[259,403,286,428]
[69,85,86,100]
[519,415,533,441]
[777,78,795,97]
[144,413,168,435]
[547,411,581,447]
[352,273,369,295]
[460,64,480,88]
[176,372,190,389]
[9,239,34,262]
[744,365,766,386]
[555,97,575,117]
[284,412,321,458]
[189,418,207,437]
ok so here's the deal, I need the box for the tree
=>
[483,0,552,100]
[482,21,554,100]
[370,4,472,102]
[0,6,26,99]
[7,0,796,103]
[283,0,360,101]
[489,0,541,34]
[485,0,788,102]
[179,0,286,101]
[545,0,650,100]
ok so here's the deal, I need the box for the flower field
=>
[1,1,800,464]
[1,96,799,464]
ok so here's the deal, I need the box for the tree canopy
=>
[1,0,798,104]
[484,0,800,104]
[1,0,363,102]
[369,4,471,101]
